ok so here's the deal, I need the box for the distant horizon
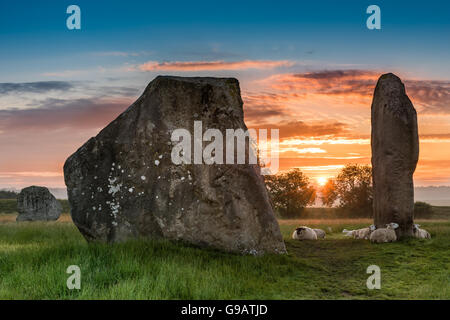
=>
[3,183,450,191]
[2,175,450,190]
[2,185,450,207]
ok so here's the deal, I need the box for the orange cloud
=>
[139,60,293,71]
[279,147,327,154]
[276,121,349,139]
[248,120,350,139]
[258,70,450,115]
[405,80,450,115]
[266,70,379,95]
[2,72,450,188]
[280,137,370,146]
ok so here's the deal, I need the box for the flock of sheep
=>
[292,223,431,243]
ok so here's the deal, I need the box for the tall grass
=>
[0,219,448,299]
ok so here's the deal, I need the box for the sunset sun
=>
[317,176,328,186]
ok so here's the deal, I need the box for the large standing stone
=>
[371,73,419,238]
[64,76,286,254]
[16,186,62,221]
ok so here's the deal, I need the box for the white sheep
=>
[359,225,377,239]
[342,228,354,237]
[342,225,376,240]
[313,228,326,239]
[413,224,431,239]
[370,223,399,243]
[292,226,318,240]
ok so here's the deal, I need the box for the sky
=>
[0,0,449,189]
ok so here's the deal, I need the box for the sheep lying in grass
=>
[342,225,376,240]
[357,225,376,240]
[370,223,399,243]
[313,228,326,239]
[413,224,431,239]
[292,226,318,240]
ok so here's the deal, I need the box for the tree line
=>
[264,164,433,218]
[0,190,18,199]
[265,164,370,218]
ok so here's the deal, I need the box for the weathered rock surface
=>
[64,76,286,254]
[16,186,62,221]
[371,73,419,238]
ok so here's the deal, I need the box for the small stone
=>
[16,186,62,222]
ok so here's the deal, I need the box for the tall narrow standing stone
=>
[371,73,419,238]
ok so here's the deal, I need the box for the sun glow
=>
[317,176,328,186]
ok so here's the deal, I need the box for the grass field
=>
[1,198,449,219]
[0,213,449,299]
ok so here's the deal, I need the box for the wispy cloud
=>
[0,81,74,94]
[139,60,293,71]
[279,147,327,154]
[0,94,134,188]
[242,91,308,123]
[260,69,450,115]
[280,138,371,146]
[249,120,350,139]
[0,171,62,178]
[41,70,87,77]
[41,65,136,77]
[266,70,379,97]
[405,80,450,115]
[0,97,131,132]
[421,133,450,142]
[92,51,142,57]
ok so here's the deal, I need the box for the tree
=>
[320,178,338,207]
[321,164,373,215]
[0,190,18,199]
[264,169,316,218]
[414,201,433,218]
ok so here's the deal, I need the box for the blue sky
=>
[0,0,450,188]
[1,0,449,80]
